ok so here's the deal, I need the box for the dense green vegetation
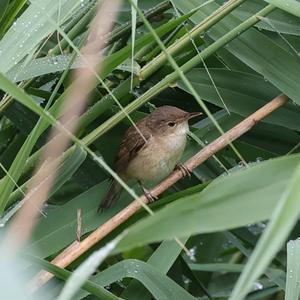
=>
[1,0,300,299]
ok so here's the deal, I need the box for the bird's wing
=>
[114,123,151,174]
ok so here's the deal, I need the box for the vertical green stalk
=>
[140,0,246,79]
[285,240,300,300]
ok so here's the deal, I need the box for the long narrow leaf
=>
[285,240,300,300]
[76,259,196,300]
[230,162,300,300]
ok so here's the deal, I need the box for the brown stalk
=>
[30,94,289,290]
[3,0,121,251]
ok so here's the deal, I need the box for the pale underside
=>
[125,122,189,183]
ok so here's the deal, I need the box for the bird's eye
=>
[168,121,176,127]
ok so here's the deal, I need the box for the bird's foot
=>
[142,187,158,203]
[176,163,192,179]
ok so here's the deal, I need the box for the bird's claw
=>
[176,163,192,179]
[142,187,158,203]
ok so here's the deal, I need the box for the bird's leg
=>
[175,163,192,179]
[138,180,158,203]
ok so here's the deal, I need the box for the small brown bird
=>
[98,105,201,211]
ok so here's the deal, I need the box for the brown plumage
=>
[98,106,201,211]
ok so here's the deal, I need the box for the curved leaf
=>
[76,259,196,300]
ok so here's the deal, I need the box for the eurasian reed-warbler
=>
[99,105,202,211]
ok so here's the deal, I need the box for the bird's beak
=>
[186,112,202,120]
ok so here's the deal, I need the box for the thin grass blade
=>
[285,239,300,300]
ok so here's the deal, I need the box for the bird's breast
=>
[126,132,187,183]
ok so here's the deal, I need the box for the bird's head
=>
[147,106,202,137]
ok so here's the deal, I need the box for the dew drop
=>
[253,281,263,290]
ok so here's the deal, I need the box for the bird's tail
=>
[98,179,123,212]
